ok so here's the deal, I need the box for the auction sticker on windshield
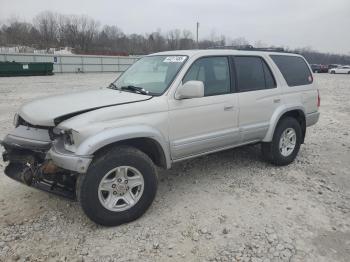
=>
[163,56,187,63]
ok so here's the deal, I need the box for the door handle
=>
[273,98,281,103]
[224,105,234,111]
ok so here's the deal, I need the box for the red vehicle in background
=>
[310,64,329,73]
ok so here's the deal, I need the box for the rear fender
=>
[263,105,306,142]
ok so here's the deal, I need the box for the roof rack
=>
[207,45,286,52]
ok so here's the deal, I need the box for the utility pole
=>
[196,22,199,49]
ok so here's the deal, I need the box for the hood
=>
[19,89,151,126]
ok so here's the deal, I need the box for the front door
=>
[168,56,239,160]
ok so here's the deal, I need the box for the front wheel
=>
[77,146,158,226]
[261,117,302,166]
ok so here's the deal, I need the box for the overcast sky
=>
[0,0,349,54]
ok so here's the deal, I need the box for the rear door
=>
[231,56,281,142]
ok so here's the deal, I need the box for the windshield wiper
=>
[108,82,118,89]
[120,85,150,95]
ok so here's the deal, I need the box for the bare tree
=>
[179,30,194,49]
[76,16,99,51]
[1,19,38,47]
[57,14,99,52]
[58,14,79,48]
[167,29,181,50]
[99,25,128,52]
[1,10,350,64]
[254,40,267,48]
[34,11,59,49]
[230,37,249,46]
[146,30,166,53]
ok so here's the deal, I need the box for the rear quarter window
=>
[270,55,313,86]
[233,56,276,92]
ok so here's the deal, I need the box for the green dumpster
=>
[0,62,54,76]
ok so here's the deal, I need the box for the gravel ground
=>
[0,73,349,262]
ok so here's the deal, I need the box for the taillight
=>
[308,75,313,83]
[317,89,320,108]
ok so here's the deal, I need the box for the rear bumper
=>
[48,140,92,174]
[306,111,320,127]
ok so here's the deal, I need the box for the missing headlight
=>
[53,128,75,145]
[63,130,74,145]
[65,132,74,145]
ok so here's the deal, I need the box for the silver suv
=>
[1,49,320,226]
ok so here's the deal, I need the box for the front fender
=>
[263,105,306,142]
[75,125,171,168]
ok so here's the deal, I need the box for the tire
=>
[77,145,158,226]
[261,117,302,166]
[330,71,335,74]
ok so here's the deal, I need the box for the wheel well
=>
[93,138,168,169]
[279,110,306,143]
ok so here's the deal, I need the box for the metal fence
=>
[0,53,140,73]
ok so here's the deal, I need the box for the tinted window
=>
[270,55,312,86]
[262,60,276,89]
[183,57,231,96]
[234,56,275,92]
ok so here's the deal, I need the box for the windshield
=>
[111,55,188,95]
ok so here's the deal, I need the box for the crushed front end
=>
[1,117,84,200]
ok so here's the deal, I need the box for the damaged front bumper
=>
[1,125,92,199]
[49,139,92,174]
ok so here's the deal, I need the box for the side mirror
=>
[175,81,204,99]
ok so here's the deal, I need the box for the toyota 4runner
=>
[0,49,320,226]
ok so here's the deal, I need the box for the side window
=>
[234,56,270,92]
[262,60,276,89]
[270,55,312,86]
[183,57,231,96]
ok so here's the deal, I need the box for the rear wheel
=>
[331,70,335,74]
[77,146,158,226]
[261,117,302,166]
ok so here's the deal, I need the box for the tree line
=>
[0,11,349,64]
[0,11,205,55]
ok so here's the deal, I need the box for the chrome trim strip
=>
[172,139,260,163]
[172,128,239,147]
